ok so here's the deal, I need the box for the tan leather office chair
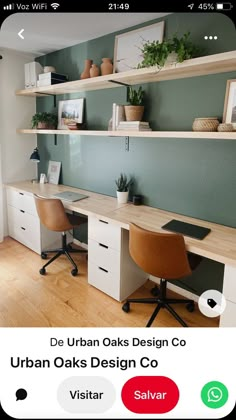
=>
[122,223,199,327]
[34,194,87,276]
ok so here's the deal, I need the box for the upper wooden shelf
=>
[16,129,236,140]
[15,51,236,97]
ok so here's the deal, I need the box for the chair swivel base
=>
[122,279,195,327]
[39,234,87,276]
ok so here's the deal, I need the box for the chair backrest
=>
[34,194,73,232]
[129,223,192,280]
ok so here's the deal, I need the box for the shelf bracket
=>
[54,134,57,145]
[108,80,130,87]
[36,92,56,107]
[125,136,129,152]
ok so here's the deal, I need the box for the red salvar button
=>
[121,376,179,414]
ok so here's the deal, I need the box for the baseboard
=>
[149,275,199,303]
[73,238,88,250]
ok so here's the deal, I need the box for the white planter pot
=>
[117,191,129,204]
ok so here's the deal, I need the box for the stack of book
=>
[112,103,125,130]
[117,121,152,131]
[37,72,68,87]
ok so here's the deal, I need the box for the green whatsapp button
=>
[201,381,228,409]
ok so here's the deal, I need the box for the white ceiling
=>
[0,13,169,56]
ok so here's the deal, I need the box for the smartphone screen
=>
[0,1,235,419]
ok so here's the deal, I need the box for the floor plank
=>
[0,237,219,328]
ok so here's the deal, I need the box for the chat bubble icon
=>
[207,387,223,402]
[16,388,27,401]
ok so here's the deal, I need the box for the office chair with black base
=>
[122,223,202,327]
[34,194,87,276]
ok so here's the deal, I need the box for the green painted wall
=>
[36,13,236,295]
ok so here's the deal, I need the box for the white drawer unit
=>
[88,216,147,301]
[6,187,62,254]
[220,265,236,327]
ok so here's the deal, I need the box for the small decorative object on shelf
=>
[217,123,234,132]
[124,86,145,121]
[43,66,56,73]
[31,112,58,129]
[192,117,220,132]
[138,32,200,69]
[115,173,133,204]
[80,59,93,79]
[101,58,113,75]
[90,64,100,77]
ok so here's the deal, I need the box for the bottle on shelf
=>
[80,59,93,79]
[101,58,113,75]
[90,64,100,77]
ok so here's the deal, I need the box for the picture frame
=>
[223,79,236,129]
[47,161,61,185]
[113,21,165,73]
[57,98,84,129]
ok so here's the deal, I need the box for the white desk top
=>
[6,180,236,267]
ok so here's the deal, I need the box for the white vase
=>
[117,191,129,204]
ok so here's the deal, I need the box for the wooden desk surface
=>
[6,181,236,267]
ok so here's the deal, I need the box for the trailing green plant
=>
[31,112,58,128]
[115,173,133,192]
[127,86,144,105]
[138,32,200,68]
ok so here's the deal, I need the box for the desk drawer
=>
[220,300,236,327]
[222,265,236,303]
[88,216,121,251]
[88,261,120,301]
[7,189,37,216]
[7,205,41,253]
[88,238,120,274]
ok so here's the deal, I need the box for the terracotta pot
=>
[37,122,49,129]
[101,58,113,75]
[90,64,100,77]
[124,105,144,122]
[80,59,93,79]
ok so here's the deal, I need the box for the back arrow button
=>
[18,29,24,39]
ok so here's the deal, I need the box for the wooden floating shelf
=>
[17,129,236,140]
[15,51,236,97]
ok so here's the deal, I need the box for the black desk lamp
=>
[30,147,40,183]
[30,147,40,162]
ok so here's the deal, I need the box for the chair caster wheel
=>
[39,267,46,275]
[186,302,195,312]
[151,286,159,296]
[122,302,130,313]
[71,268,78,276]
[41,252,47,259]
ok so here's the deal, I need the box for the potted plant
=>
[124,86,145,121]
[115,173,133,203]
[31,112,58,129]
[138,32,200,69]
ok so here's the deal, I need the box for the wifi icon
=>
[51,3,60,9]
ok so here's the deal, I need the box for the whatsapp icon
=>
[201,381,228,409]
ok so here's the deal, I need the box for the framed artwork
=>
[223,79,236,129]
[47,161,61,185]
[58,98,84,129]
[113,21,165,73]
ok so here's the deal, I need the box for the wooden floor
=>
[0,237,219,328]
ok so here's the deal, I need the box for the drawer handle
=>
[20,210,25,213]
[19,192,24,196]
[99,219,108,224]
[99,243,108,249]
[21,227,26,231]
[98,267,108,273]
